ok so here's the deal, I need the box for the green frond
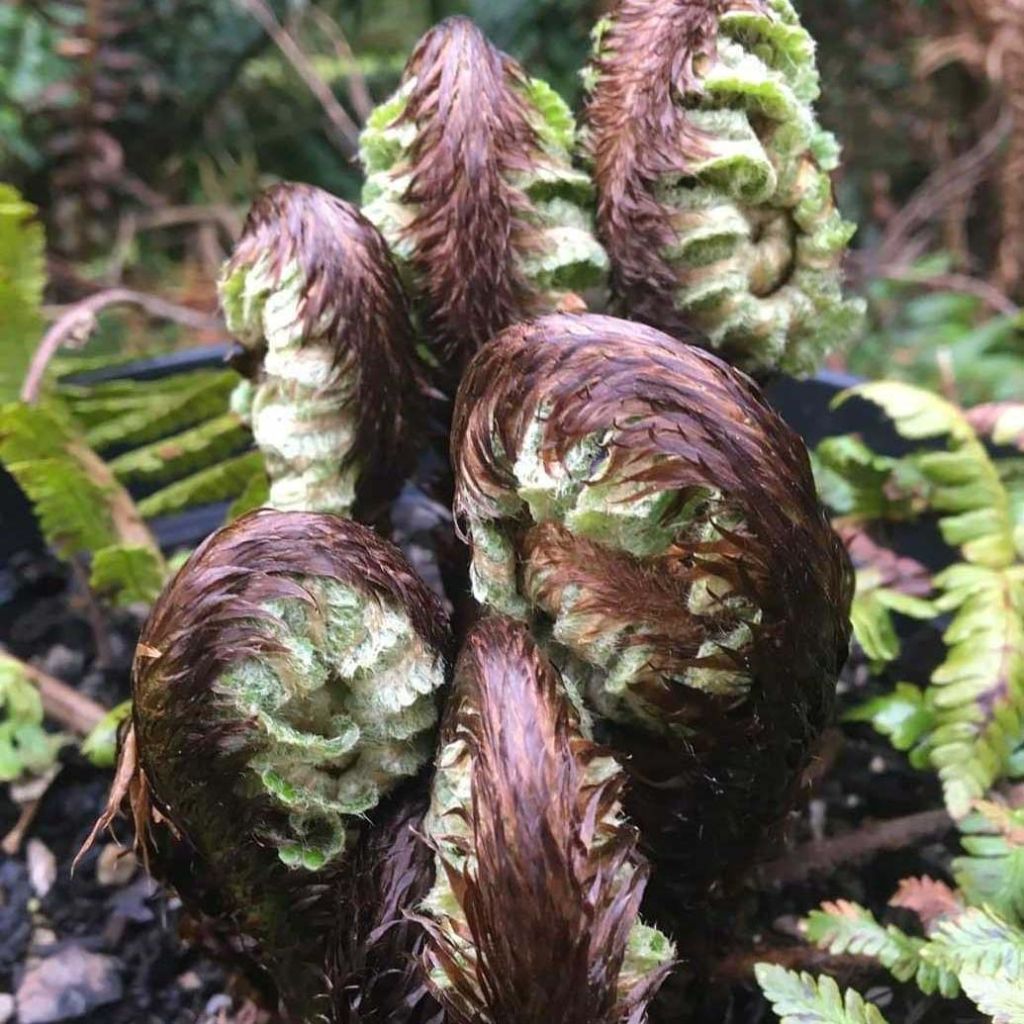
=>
[923,906,1024,980]
[841,383,1015,568]
[959,970,1024,1024]
[108,413,250,485]
[89,545,165,607]
[227,468,270,520]
[954,803,1024,926]
[85,371,238,452]
[849,572,936,667]
[803,900,958,997]
[755,965,890,1024]
[0,185,45,403]
[812,435,922,521]
[927,563,1024,816]
[137,450,264,518]
[0,654,67,783]
[81,699,131,769]
[844,683,935,769]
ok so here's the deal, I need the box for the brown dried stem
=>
[22,287,224,404]
[15,656,106,736]
[232,0,360,155]
[757,809,954,886]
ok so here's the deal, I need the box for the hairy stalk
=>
[585,0,864,375]
[451,313,853,934]
[110,509,450,1019]
[420,616,673,1023]
[360,16,608,376]
[219,183,423,520]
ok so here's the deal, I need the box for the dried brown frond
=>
[889,877,963,933]
[226,182,424,514]
[451,313,853,928]
[422,616,671,1024]
[397,17,543,370]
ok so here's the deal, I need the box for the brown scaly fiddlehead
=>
[360,17,608,377]
[219,182,424,521]
[419,616,674,1024]
[585,0,865,376]
[91,509,450,1021]
[450,312,854,936]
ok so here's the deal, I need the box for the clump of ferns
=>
[80,3,866,1022]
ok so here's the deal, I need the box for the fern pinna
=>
[816,384,1024,818]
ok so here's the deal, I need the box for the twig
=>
[134,203,244,241]
[757,809,954,886]
[17,658,107,735]
[233,0,360,155]
[307,7,374,121]
[713,946,878,983]
[21,288,224,403]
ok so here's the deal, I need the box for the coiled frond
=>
[127,508,450,1017]
[219,182,423,519]
[420,616,673,1024]
[585,0,864,375]
[451,312,852,923]
[361,17,607,374]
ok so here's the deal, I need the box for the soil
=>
[0,544,987,1024]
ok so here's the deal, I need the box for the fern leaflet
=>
[755,965,890,1024]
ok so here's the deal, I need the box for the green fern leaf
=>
[927,563,1024,816]
[227,468,270,520]
[954,803,1024,927]
[755,965,890,1024]
[842,383,1015,568]
[923,906,1024,979]
[849,571,936,667]
[0,654,67,782]
[108,413,250,485]
[803,900,957,997]
[89,545,164,606]
[959,971,1024,1024]
[812,435,924,521]
[85,371,237,451]
[844,683,936,769]
[81,699,131,769]
[137,450,263,518]
[0,185,45,402]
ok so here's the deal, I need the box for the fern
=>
[954,803,1024,926]
[136,450,263,519]
[227,467,270,520]
[0,401,165,604]
[844,684,935,768]
[828,383,1024,816]
[108,412,249,485]
[755,965,890,1024]
[0,185,46,403]
[81,699,131,769]
[958,971,1024,1024]
[923,906,1024,980]
[85,370,239,451]
[0,654,67,783]
[849,574,935,668]
[803,899,958,997]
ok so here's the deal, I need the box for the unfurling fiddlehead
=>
[219,183,423,519]
[360,17,608,375]
[420,616,673,1024]
[124,508,450,1019]
[585,0,864,376]
[451,313,853,928]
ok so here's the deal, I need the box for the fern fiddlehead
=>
[420,616,673,1023]
[124,508,450,1018]
[451,312,853,927]
[585,0,864,375]
[219,183,424,521]
[360,17,608,376]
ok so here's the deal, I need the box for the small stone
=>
[204,994,232,1017]
[869,755,887,774]
[31,927,57,951]
[95,845,137,888]
[0,993,15,1024]
[26,840,57,898]
[177,971,202,992]
[16,946,122,1023]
